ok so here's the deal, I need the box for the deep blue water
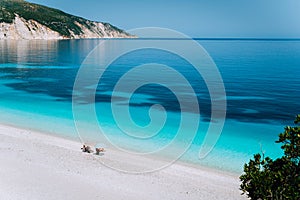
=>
[0,39,299,172]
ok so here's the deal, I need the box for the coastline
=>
[0,123,246,200]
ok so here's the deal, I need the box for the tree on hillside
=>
[240,115,300,200]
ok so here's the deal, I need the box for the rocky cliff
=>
[0,0,134,39]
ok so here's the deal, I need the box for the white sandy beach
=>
[0,124,247,200]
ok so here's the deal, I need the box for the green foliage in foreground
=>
[0,0,128,37]
[240,115,300,199]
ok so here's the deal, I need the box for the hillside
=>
[0,0,134,39]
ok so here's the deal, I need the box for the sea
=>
[0,39,299,173]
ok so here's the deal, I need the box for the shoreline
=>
[0,123,246,200]
[0,118,242,176]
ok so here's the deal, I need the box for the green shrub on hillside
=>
[0,0,128,37]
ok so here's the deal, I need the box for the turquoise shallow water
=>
[0,39,299,173]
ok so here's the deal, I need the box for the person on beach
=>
[81,145,93,153]
[95,147,105,155]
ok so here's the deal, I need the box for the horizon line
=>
[88,37,300,41]
[132,37,300,41]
